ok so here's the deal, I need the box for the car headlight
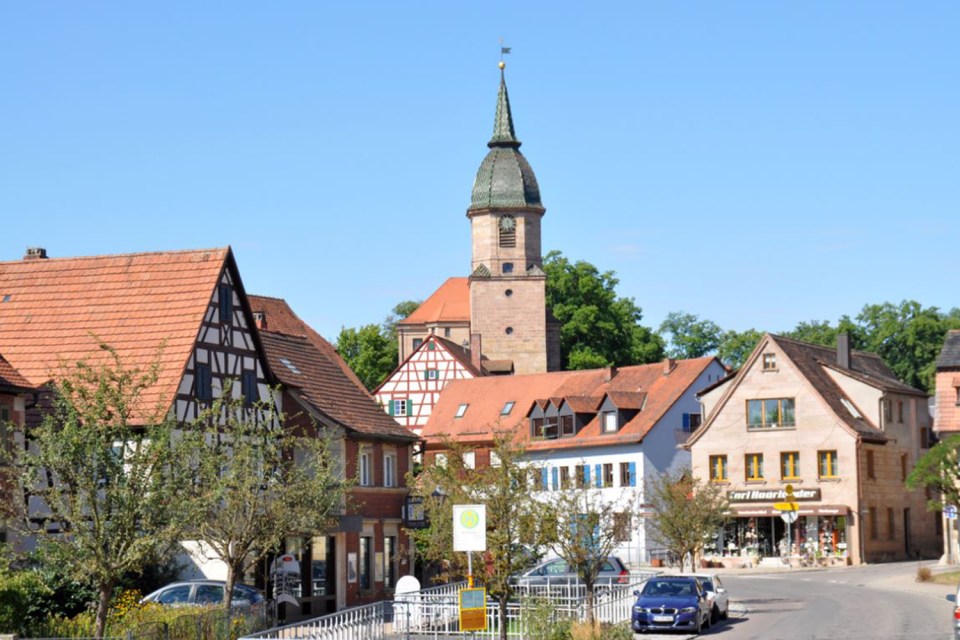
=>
[633,606,648,613]
[680,606,697,613]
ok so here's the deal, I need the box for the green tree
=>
[659,312,722,359]
[336,300,419,391]
[544,481,633,627]
[906,433,960,511]
[0,348,193,638]
[646,469,728,573]
[335,324,396,390]
[716,328,764,370]
[786,317,862,350]
[855,301,960,392]
[543,251,664,369]
[184,386,348,607]
[408,433,549,640]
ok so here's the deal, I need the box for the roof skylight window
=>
[500,401,515,416]
[1,295,9,302]
[840,397,862,419]
[279,358,302,375]
[455,403,469,418]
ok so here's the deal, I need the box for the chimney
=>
[23,247,48,260]
[837,333,850,369]
[469,333,482,372]
[253,311,266,330]
[663,357,676,375]
[606,366,619,381]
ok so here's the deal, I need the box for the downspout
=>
[856,437,866,565]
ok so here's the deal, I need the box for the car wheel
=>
[711,604,720,625]
[721,604,729,620]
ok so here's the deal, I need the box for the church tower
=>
[468,63,560,374]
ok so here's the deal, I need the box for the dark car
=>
[514,556,630,587]
[141,580,266,610]
[632,576,711,635]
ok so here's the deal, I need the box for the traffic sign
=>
[453,505,487,552]
[773,502,800,512]
[459,588,487,631]
[946,505,958,520]
[780,510,799,524]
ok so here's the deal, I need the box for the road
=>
[636,562,955,640]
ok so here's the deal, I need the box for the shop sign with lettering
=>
[727,488,821,502]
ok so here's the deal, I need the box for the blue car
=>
[632,576,712,635]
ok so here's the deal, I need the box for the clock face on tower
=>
[499,215,516,232]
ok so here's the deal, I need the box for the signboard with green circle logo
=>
[453,504,487,552]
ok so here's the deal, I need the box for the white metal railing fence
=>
[239,601,385,640]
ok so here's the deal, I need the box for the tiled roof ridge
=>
[768,333,884,362]
[0,246,229,265]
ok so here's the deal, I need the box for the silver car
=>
[685,572,729,624]
[514,556,630,587]
[141,580,265,610]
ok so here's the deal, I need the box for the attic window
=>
[762,353,777,370]
[500,401,515,416]
[455,403,469,418]
[279,358,302,375]
[840,398,862,419]
[1,295,9,302]
[602,411,618,433]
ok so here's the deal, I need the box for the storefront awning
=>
[731,504,850,517]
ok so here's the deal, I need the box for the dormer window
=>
[602,411,618,433]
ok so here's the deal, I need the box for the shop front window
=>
[311,535,335,597]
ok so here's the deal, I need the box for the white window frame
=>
[392,399,408,417]
[359,450,372,486]
[383,451,397,487]
[490,451,501,467]
[602,411,618,433]
[463,451,476,469]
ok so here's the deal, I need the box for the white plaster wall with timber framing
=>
[375,337,476,434]
[174,268,272,424]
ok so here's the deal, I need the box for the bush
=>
[0,568,52,635]
[916,566,933,583]
[522,597,574,640]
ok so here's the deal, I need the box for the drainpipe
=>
[856,438,866,565]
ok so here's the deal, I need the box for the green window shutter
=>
[387,401,395,416]
[407,400,415,415]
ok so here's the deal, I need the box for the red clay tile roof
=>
[422,357,719,451]
[0,354,33,393]
[249,296,417,442]
[0,248,230,417]
[399,278,469,325]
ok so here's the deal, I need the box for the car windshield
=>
[156,585,191,604]
[642,580,693,597]
[701,579,714,591]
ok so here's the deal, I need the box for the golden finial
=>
[499,60,506,70]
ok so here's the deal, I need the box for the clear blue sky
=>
[2,2,957,342]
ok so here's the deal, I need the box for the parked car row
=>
[631,573,729,635]
[513,556,631,587]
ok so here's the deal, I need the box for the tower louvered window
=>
[498,215,516,248]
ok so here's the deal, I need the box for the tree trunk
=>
[498,595,508,640]
[94,580,115,639]
[224,560,238,607]
[584,580,595,626]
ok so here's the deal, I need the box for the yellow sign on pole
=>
[459,587,487,631]
[773,502,800,511]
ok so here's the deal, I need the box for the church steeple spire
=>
[489,66,520,148]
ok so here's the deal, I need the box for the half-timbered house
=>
[374,335,482,436]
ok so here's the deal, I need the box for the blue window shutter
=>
[583,465,590,486]
[594,464,602,488]
[682,413,690,430]
[551,467,559,491]
[628,462,637,487]
[541,468,549,491]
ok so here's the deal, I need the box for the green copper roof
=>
[469,69,543,212]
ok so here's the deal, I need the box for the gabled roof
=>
[0,354,33,394]
[0,248,233,416]
[398,278,470,325]
[374,334,482,396]
[937,330,960,369]
[249,296,416,442]
[605,391,646,410]
[688,334,923,448]
[422,357,719,451]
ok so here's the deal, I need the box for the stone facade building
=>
[688,334,940,566]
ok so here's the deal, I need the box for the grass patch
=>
[927,569,960,585]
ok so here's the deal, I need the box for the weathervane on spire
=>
[499,39,511,69]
